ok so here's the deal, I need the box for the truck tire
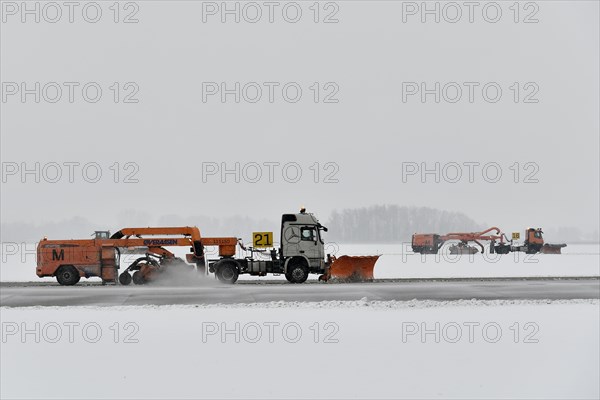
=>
[56,266,81,286]
[285,270,293,282]
[216,261,239,284]
[286,259,308,284]
[411,246,424,254]
[526,245,541,254]
[119,272,132,285]
[495,245,511,255]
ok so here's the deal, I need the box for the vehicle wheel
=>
[285,270,294,283]
[56,266,81,286]
[495,245,509,255]
[132,271,145,285]
[287,260,308,283]
[216,261,239,284]
[119,272,132,285]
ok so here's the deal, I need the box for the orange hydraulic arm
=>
[108,227,238,257]
[412,227,511,254]
[111,226,202,241]
[444,227,503,240]
[441,227,508,253]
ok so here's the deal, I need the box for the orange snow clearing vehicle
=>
[36,209,380,285]
[36,226,236,285]
[411,227,566,255]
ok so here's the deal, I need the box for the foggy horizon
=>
[2,203,597,244]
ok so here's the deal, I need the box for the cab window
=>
[301,227,316,241]
[94,231,110,239]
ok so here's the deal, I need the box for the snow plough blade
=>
[449,244,479,255]
[540,243,567,254]
[321,255,380,282]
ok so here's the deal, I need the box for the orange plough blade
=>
[540,243,567,254]
[321,255,381,282]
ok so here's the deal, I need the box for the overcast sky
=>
[1,1,598,236]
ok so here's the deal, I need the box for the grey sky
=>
[1,1,598,236]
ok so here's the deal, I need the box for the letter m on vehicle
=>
[52,249,65,261]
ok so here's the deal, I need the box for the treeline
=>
[325,205,484,243]
[3,207,598,244]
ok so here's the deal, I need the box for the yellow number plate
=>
[253,232,273,248]
[512,232,520,240]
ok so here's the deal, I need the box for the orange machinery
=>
[36,227,239,285]
[320,255,381,282]
[411,227,507,254]
[411,227,563,255]
[37,209,382,286]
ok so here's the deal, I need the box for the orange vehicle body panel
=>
[200,237,238,257]
[411,234,439,247]
[37,239,104,279]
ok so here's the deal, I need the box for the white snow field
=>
[1,243,598,283]
[1,299,599,399]
[333,243,600,280]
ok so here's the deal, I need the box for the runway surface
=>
[1,277,598,307]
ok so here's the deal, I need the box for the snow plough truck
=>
[36,209,379,286]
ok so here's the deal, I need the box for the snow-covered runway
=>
[1,278,598,307]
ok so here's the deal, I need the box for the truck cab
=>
[524,228,544,253]
[209,209,330,284]
[280,210,327,274]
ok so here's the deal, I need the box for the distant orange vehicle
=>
[36,227,238,285]
[412,227,565,255]
[411,227,508,254]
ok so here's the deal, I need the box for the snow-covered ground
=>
[1,299,598,399]
[2,243,598,282]
[336,243,600,280]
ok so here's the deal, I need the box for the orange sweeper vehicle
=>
[36,209,380,286]
[411,227,566,255]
